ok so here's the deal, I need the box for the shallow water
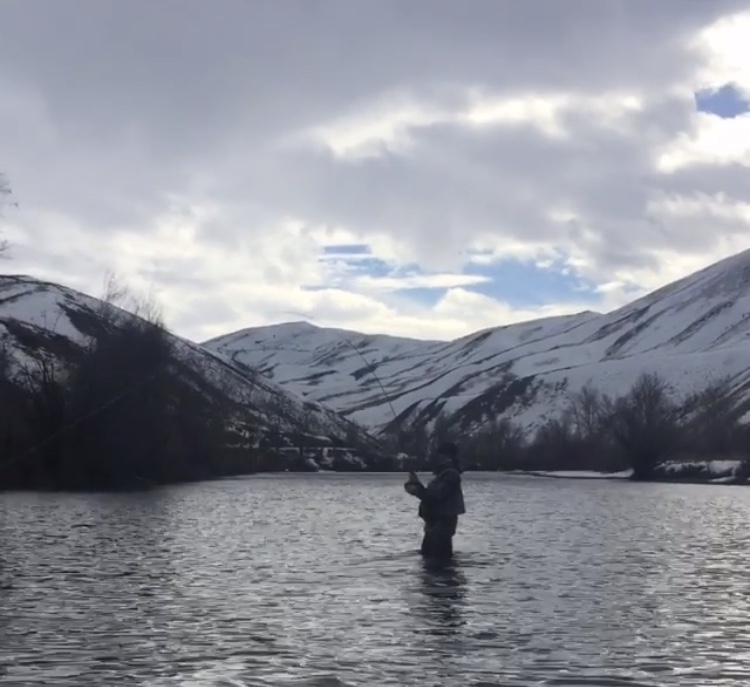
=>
[2,473,750,686]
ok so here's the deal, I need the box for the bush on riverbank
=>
[437,373,750,481]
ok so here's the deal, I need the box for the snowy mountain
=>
[0,275,381,458]
[204,248,750,438]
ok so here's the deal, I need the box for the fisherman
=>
[404,441,466,560]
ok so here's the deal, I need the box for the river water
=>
[1,473,750,686]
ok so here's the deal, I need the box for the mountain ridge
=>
[205,248,750,437]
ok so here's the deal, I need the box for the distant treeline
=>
[401,372,750,481]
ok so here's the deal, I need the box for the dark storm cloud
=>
[1,0,741,150]
[0,2,723,105]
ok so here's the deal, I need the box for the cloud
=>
[2,0,750,343]
[353,273,491,292]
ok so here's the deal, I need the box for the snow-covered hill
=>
[0,275,380,456]
[204,248,750,438]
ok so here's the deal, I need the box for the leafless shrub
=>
[0,173,15,257]
[604,373,680,479]
[463,416,526,470]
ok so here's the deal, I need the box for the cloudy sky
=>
[2,1,750,342]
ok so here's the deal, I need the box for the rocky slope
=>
[205,248,750,438]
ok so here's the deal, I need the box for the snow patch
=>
[662,459,741,477]
[511,469,633,479]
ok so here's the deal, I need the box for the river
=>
[1,473,750,686]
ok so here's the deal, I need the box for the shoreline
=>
[3,461,748,492]
[504,466,748,486]
[506,470,632,481]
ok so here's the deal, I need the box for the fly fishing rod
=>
[279,311,427,475]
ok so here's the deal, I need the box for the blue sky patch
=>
[462,259,599,307]
[316,252,394,287]
[316,244,604,309]
[695,83,750,119]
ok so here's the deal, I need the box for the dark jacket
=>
[406,465,466,522]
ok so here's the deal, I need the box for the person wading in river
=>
[404,441,466,560]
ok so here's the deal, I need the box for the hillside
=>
[204,248,750,438]
[0,275,382,468]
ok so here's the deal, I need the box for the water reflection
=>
[400,557,469,686]
[417,557,467,632]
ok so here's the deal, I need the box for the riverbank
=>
[507,459,748,485]
[508,469,633,480]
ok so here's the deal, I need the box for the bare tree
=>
[396,422,431,467]
[606,372,679,480]
[0,336,11,380]
[566,384,613,441]
[525,417,579,470]
[0,337,21,462]
[464,416,526,470]
[679,376,741,456]
[14,354,68,486]
[428,410,458,454]
[0,174,13,257]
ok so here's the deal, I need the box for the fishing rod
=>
[276,313,398,421]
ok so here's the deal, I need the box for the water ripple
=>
[2,474,750,685]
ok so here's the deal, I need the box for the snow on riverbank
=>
[661,459,741,478]
[509,459,744,483]
[509,469,633,480]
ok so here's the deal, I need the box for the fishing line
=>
[275,310,420,446]
[277,310,400,429]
